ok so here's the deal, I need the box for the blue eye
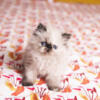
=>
[41,42,46,46]
[53,45,57,49]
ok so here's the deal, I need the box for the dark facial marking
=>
[46,43,52,50]
[33,32,38,36]
[37,23,47,32]
[41,41,52,52]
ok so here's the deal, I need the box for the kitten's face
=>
[31,23,71,54]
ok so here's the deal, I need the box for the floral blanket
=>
[0,0,100,99]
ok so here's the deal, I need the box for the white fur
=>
[22,24,72,90]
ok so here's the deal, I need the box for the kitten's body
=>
[22,23,72,90]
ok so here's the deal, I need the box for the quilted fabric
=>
[0,0,100,99]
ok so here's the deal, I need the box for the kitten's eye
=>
[41,42,46,46]
[53,45,57,49]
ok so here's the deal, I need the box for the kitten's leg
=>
[45,74,63,91]
[21,66,37,86]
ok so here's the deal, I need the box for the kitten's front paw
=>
[48,85,62,91]
[22,81,33,86]
[21,77,33,86]
[46,76,63,91]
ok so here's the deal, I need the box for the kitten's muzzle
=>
[41,42,52,52]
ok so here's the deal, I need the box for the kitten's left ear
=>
[62,33,71,40]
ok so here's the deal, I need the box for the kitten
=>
[21,23,72,90]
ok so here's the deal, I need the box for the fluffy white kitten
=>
[21,23,72,90]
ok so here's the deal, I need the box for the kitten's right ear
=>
[36,23,47,32]
[33,23,47,36]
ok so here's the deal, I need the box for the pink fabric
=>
[0,0,100,99]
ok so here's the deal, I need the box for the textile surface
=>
[0,0,100,99]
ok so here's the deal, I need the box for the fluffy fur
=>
[21,23,72,90]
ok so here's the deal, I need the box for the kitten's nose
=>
[45,43,52,52]
[41,41,52,52]
[46,43,52,50]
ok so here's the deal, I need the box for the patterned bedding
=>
[0,0,100,99]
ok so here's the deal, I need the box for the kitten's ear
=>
[62,33,71,40]
[36,23,47,32]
